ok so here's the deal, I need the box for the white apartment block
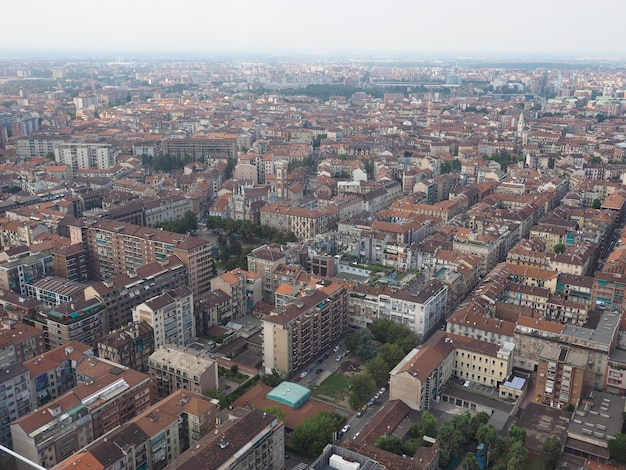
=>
[133,286,195,350]
[54,142,117,175]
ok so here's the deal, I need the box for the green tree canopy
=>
[553,243,566,254]
[345,331,362,352]
[608,432,626,464]
[365,356,391,386]
[377,343,406,371]
[421,410,437,438]
[476,424,506,466]
[509,425,527,445]
[374,435,405,455]
[541,436,562,470]
[462,452,481,470]
[291,411,338,458]
[592,198,602,209]
[348,372,376,408]
[507,440,528,470]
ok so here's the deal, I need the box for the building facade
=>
[133,286,195,350]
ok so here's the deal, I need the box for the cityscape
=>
[2,3,626,470]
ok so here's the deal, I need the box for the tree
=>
[553,243,566,254]
[374,435,405,455]
[608,432,626,464]
[507,440,528,470]
[476,424,506,466]
[45,151,55,160]
[348,372,376,408]
[377,343,406,370]
[421,410,437,438]
[260,369,284,387]
[548,157,555,169]
[366,356,390,385]
[592,198,602,209]
[541,436,562,470]
[438,422,465,458]
[291,411,338,457]
[462,452,481,470]
[469,411,490,438]
[355,330,378,361]
[345,331,362,352]
[263,406,285,421]
[509,425,527,445]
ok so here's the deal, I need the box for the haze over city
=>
[3,0,626,58]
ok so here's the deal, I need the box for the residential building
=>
[97,321,155,373]
[133,286,195,350]
[11,392,93,469]
[0,251,54,296]
[11,366,151,469]
[148,346,218,401]
[55,389,219,470]
[389,331,516,410]
[84,255,189,333]
[54,142,116,175]
[0,321,46,366]
[25,276,86,307]
[247,243,303,303]
[210,269,261,318]
[195,289,232,333]
[378,280,448,341]
[52,244,89,283]
[23,341,93,407]
[31,298,105,350]
[78,218,211,298]
[262,280,348,375]
[161,134,238,161]
[164,408,285,470]
[260,203,340,239]
[0,363,32,449]
[535,344,586,409]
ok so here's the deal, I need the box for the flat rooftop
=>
[568,390,625,446]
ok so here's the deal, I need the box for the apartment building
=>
[535,344,586,409]
[97,321,155,373]
[52,243,89,283]
[389,331,515,410]
[25,276,86,307]
[16,135,68,158]
[11,366,151,469]
[260,202,340,239]
[54,142,116,175]
[32,298,105,349]
[247,243,303,303]
[12,392,93,468]
[76,218,211,298]
[0,321,46,366]
[85,255,189,333]
[148,346,218,401]
[0,363,32,449]
[133,286,195,350]
[210,268,261,319]
[23,342,93,408]
[378,280,448,341]
[262,279,348,375]
[55,389,219,470]
[161,133,238,161]
[84,255,189,333]
[165,408,285,470]
[0,251,54,296]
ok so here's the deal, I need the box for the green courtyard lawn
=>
[310,373,350,401]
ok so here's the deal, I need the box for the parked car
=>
[336,355,342,362]
[379,387,386,394]
[341,424,351,434]
[317,358,324,365]
[356,410,363,417]
[316,368,323,374]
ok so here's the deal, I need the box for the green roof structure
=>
[266,381,310,409]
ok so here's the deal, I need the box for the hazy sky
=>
[3,0,625,57]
